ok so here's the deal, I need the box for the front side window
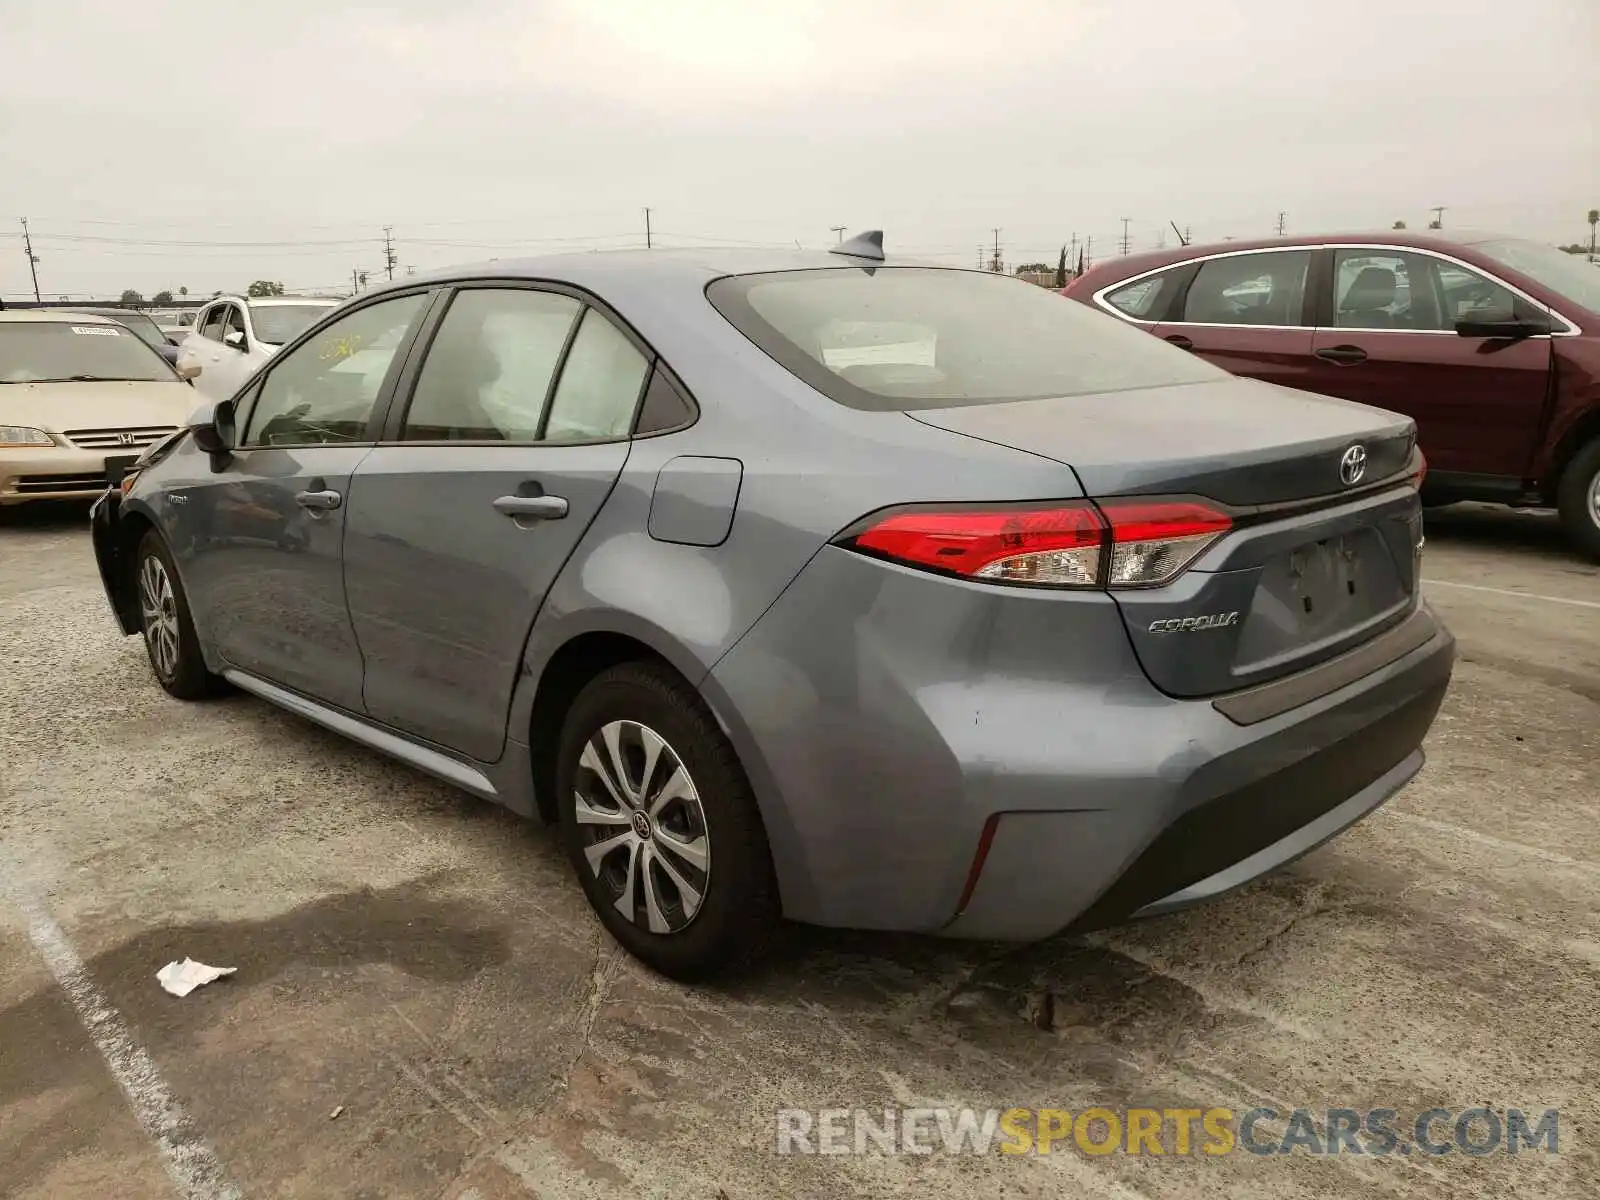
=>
[540,308,651,441]
[1429,260,1531,326]
[404,288,581,441]
[1104,267,1186,320]
[708,267,1223,411]
[242,294,425,447]
[222,304,248,350]
[1182,251,1310,326]
[199,305,227,341]
[0,321,176,384]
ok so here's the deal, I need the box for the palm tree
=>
[1588,209,1598,261]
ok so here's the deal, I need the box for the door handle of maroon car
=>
[1164,334,1195,350]
[493,493,569,520]
[1314,345,1368,365]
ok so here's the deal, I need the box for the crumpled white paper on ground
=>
[156,958,236,997]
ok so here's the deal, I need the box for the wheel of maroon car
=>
[1556,439,1600,562]
[135,531,224,700]
[556,661,779,980]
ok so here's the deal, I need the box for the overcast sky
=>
[2,0,1595,299]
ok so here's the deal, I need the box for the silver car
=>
[90,235,1455,978]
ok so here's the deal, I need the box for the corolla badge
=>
[1340,444,1367,486]
[1148,611,1240,634]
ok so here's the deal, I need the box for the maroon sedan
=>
[1065,232,1600,558]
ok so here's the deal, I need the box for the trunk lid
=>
[907,376,1415,506]
[907,377,1423,697]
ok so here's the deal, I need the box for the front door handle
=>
[493,493,568,520]
[1164,333,1195,350]
[1314,345,1368,365]
[295,488,342,511]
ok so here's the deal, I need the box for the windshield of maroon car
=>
[707,266,1226,410]
[251,303,335,346]
[0,322,177,384]
[1472,238,1600,316]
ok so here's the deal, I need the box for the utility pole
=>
[976,245,985,269]
[1068,232,1079,268]
[1084,235,1093,269]
[19,218,41,303]
[1275,211,1287,236]
[383,226,397,280]
[644,207,652,249]
[1587,208,1597,262]
[1428,206,1445,230]
[1119,218,1131,256]
[830,225,846,243]
[990,228,1003,273]
[351,267,360,295]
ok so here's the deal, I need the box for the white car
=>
[176,294,341,401]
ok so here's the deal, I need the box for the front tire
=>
[1556,440,1600,562]
[556,662,779,980]
[135,531,222,700]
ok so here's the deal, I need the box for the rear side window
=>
[707,267,1223,412]
[1104,268,1186,320]
[540,309,651,442]
[1182,251,1310,326]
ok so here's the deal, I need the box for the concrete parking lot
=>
[1,501,1596,1199]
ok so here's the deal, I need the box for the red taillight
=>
[848,503,1105,587]
[840,498,1232,589]
[1411,448,1428,489]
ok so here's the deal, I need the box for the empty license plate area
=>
[1232,527,1409,676]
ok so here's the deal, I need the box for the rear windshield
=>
[251,303,335,346]
[707,266,1224,410]
[0,321,176,384]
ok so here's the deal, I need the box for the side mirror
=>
[191,398,236,457]
[1455,308,1552,339]
[176,360,202,380]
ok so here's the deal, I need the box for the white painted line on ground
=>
[1386,811,1600,876]
[4,882,242,1200]
[1426,579,1600,610]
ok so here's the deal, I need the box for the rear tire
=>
[1556,440,1600,562]
[556,662,779,980]
[135,530,222,700]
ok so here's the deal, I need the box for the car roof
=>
[245,295,341,306]
[0,309,123,325]
[1089,229,1521,278]
[357,245,962,317]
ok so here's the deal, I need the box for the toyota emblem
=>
[1339,444,1367,486]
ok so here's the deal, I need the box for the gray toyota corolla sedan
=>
[89,232,1454,978]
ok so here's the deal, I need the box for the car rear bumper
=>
[707,545,1454,938]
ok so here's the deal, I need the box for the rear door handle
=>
[295,488,342,511]
[493,494,568,520]
[1164,334,1194,350]
[1314,345,1368,365]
